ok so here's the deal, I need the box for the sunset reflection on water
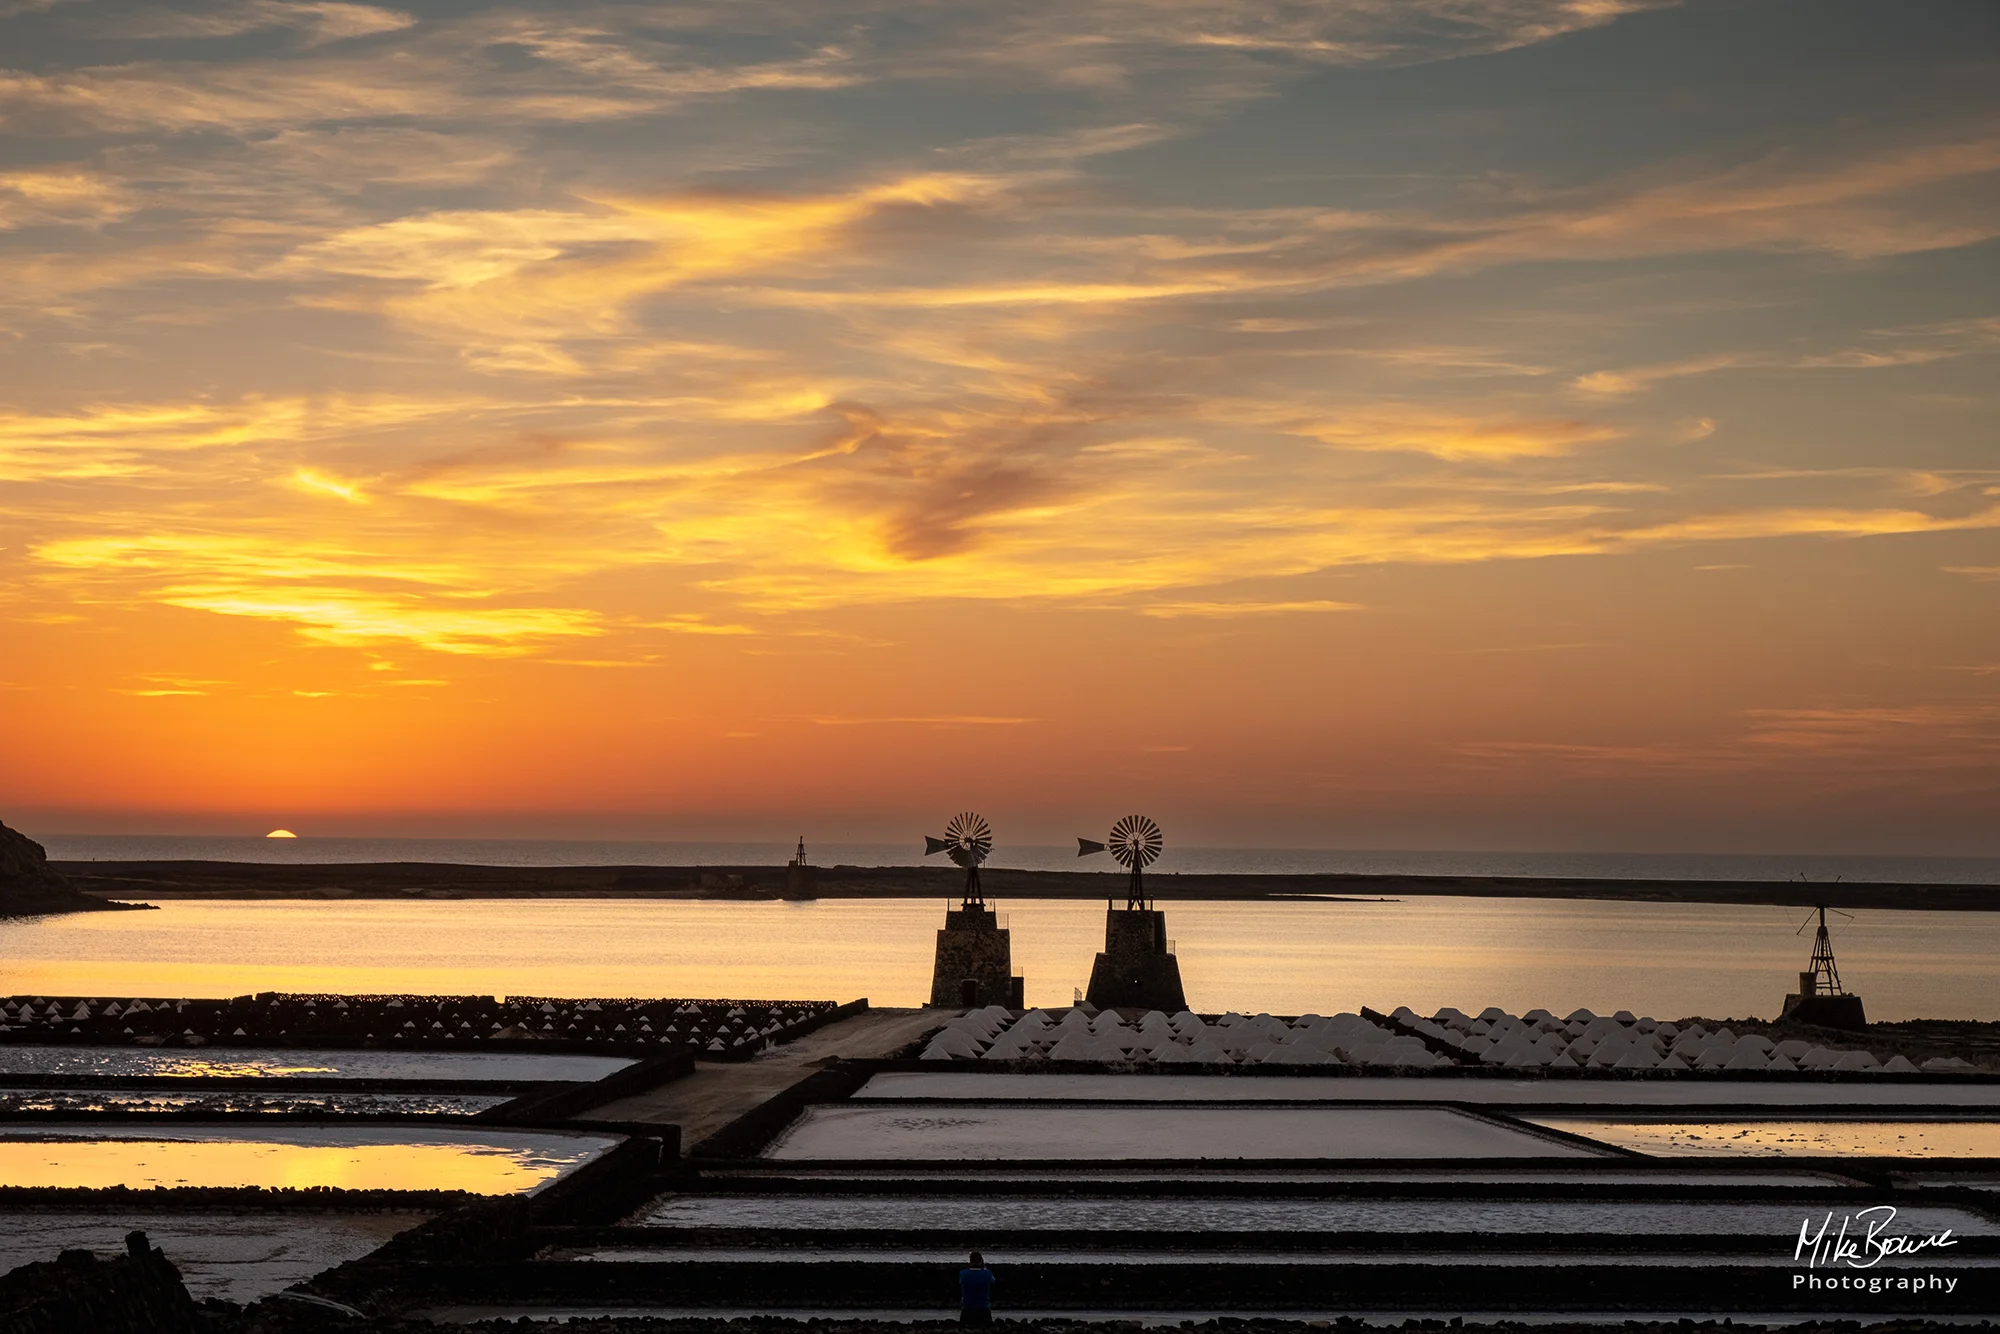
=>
[4,897,1997,1019]
[1532,1120,2000,1158]
[0,1127,615,1192]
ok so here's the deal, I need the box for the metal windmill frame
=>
[1799,903,1851,996]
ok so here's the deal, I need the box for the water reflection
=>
[0,1125,617,1191]
[2,897,1996,1019]
[1532,1119,2000,1157]
[0,1046,632,1082]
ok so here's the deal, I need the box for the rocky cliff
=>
[0,818,136,916]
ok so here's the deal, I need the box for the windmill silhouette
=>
[922,812,1021,1008]
[1079,814,1186,1012]
[1779,897,1867,1030]
[925,811,993,907]
[1078,814,1163,909]
[1798,904,1852,996]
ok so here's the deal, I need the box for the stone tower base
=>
[929,905,1021,1008]
[1084,907,1187,1012]
[1781,992,1867,1030]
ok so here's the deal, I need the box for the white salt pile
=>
[920,1005,1447,1067]
[920,1003,1948,1075]
[1404,1006,1932,1074]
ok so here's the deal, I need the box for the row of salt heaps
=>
[1397,1006,1938,1074]
[922,1006,1449,1067]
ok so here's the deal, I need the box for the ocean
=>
[36,836,2000,884]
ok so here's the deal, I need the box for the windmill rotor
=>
[925,811,994,907]
[1107,815,1163,870]
[1079,814,1164,909]
[939,812,992,868]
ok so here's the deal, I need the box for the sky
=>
[1,0,1997,853]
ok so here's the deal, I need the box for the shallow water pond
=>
[638,1192,1997,1236]
[1535,1119,2000,1158]
[763,1104,1598,1161]
[0,1124,618,1192]
[0,1211,426,1302]
[0,1045,632,1082]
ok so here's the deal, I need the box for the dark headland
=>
[49,857,2000,912]
[0,818,150,917]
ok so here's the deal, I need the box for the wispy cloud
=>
[801,714,1037,726]
[4,0,1998,844]
[1140,599,1361,618]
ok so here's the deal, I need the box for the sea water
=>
[2,896,1996,1019]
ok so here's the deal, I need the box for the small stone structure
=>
[928,904,1022,1008]
[1084,906,1187,1012]
[1782,977,1867,1030]
[783,836,817,900]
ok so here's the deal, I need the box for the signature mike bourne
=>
[1795,1205,1960,1290]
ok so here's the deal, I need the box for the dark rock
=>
[0,817,133,917]
[0,1230,204,1333]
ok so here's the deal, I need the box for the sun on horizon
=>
[265,830,298,840]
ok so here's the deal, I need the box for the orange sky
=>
[2,0,1997,852]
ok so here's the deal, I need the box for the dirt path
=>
[586,1006,944,1146]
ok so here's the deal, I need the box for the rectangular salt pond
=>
[0,1046,634,1083]
[555,1246,2000,1269]
[723,1167,1855,1187]
[412,1309,2000,1327]
[1536,1119,2000,1159]
[0,1211,427,1303]
[0,1124,619,1192]
[639,1193,1996,1236]
[763,1105,1600,1161]
[0,1089,510,1115]
[860,1073,2000,1109]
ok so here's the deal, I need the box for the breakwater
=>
[53,858,2000,911]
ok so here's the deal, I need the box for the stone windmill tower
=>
[924,812,1024,1009]
[1078,815,1187,1012]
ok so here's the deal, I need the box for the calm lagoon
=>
[3,896,1997,1019]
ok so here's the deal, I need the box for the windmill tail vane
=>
[923,835,953,858]
[1076,838,1106,857]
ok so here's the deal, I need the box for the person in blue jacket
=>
[958,1251,995,1324]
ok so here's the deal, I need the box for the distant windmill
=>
[1079,814,1163,909]
[926,811,994,907]
[1796,904,1853,996]
[1780,900,1867,1030]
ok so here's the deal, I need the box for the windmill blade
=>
[1077,838,1106,857]
[924,835,951,857]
